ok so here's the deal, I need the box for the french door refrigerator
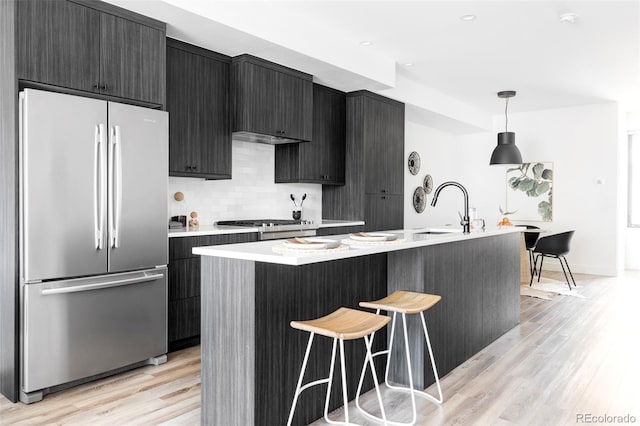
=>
[19,89,168,403]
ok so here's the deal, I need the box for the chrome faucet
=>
[430,181,471,234]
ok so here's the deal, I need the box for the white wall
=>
[511,103,620,276]
[168,139,322,225]
[626,111,640,270]
[404,120,505,229]
[405,102,622,276]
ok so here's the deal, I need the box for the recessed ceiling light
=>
[559,12,578,24]
[403,62,414,67]
[360,40,373,46]
[460,14,476,21]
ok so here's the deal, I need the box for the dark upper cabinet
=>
[17,0,100,93]
[232,54,312,142]
[364,95,404,194]
[99,13,166,105]
[17,0,166,106]
[275,84,346,184]
[323,91,405,231]
[166,39,231,179]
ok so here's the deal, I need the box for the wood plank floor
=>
[1,270,639,425]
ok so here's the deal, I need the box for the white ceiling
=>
[109,1,640,123]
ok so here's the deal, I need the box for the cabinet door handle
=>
[381,196,387,200]
[381,189,387,193]
[101,84,108,91]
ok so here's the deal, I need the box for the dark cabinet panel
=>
[276,71,313,141]
[275,84,345,184]
[315,225,364,236]
[168,297,200,345]
[254,254,388,426]
[100,13,165,105]
[168,232,258,350]
[167,39,231,179]
[168,258,200,300]
[364,194,404,232]
[17,0,100,92]
[386,235,519,390]
[16,0,165,106]
[482,233,521,344]
[364,95,404,195]
[169,233,258,261]
[323,91,404,231]
[232,55,312,142]
[232,59,277,137]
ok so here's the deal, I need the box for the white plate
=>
[282,238,339,250]
[349,232,398,242]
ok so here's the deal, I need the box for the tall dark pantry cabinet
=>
[323,91,405,231]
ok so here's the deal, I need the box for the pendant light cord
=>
[504,97,509,132]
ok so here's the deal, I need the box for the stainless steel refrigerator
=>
[19,89,168,403]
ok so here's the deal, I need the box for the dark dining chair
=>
[524,225,540,279]
[529,230,576,290]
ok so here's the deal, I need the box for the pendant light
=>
[490,90,523,165]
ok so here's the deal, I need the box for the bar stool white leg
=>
[287,332,317,426]
[356,311,443,426]
[323,338,339,423]
[420,312,443,404]
[354,333,388,424]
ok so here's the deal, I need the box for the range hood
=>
[232,131,308,145]
[231,54,313,146]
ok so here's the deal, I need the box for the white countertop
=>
[168,225,259,238]
[192,226,525,265]
[167,220,365,238]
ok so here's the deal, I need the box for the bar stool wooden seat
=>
[286,307,391,426]
[356,290,443,426]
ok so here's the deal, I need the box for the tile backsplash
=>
[168,140,322,225]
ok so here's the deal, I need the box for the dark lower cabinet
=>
[167,39,231,179]
[364,194,404,232]
[168,297,201,347]
[168,232,258,351]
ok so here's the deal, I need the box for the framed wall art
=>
[505,162,553,222]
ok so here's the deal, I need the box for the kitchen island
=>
[193,227,522,426]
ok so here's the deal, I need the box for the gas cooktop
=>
[217,219,313,227]
[217,219,317,240]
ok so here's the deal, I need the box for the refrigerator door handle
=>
[41,273,164,295]
[109,125,122,249]
[99,123,107,250]
[94,124,105,250]
[115,125,122,248]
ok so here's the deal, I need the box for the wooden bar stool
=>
[356,291,443,426]
[286,307,391,426]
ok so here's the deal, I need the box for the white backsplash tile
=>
[168,140,322,225]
